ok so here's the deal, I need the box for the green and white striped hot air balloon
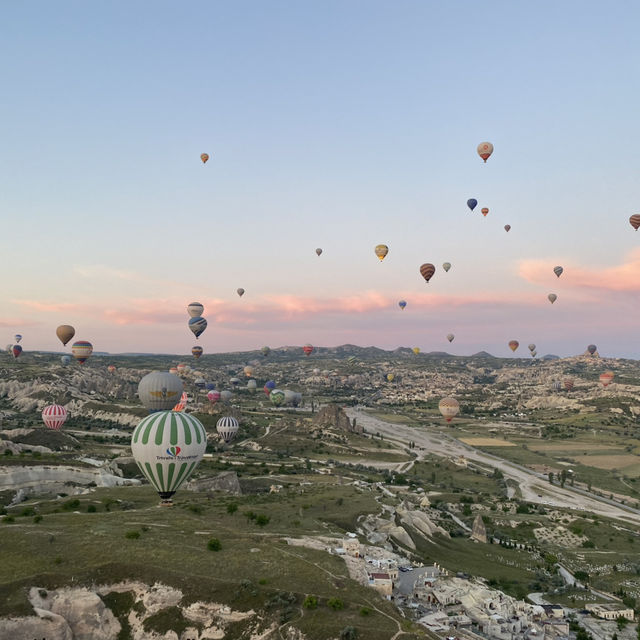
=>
[131,411,207,504]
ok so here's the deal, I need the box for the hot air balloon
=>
[172,392,188,412]
[508,340,519,352]
[176,364,187,372]
[236,288,245,298]
[200,153,209,164]
[303,344,314,356]
[531,350,537,357]
[316,248,322,256]
[71,341,92,364]
[552,381,562,391]
[243,366,254,378]
[206,382,215,390]
[528,344,536,352]
[11,345,22,359]
[467,198,478,212]
[169,367,179,375]
[220,390,233,403]
[264,380,276,396]
[194,378,207,390]
[481,207,489,217]
[131,411,207,503]
[504,225,511,232]
[553,266,563,278]
[261,346,271,357]
[187,302,204,318]
[216,416,239,444]
[284,390,302,407]
[564,379,574,391]
[270,389,285,406]
[230,377,240,387]
[548,293,557,304]
[247,379,257,391]
[188,316,207,339]
[439,397,460,423]
[398,300,407,310]
[192,346,203,359]
[477,142,494,162]
[386,373,394,383]
[375,245,389,261]
[600,371,614,387]
[14,334,22,344]
[412,347,420,355]
[138,372,184,412]
[56,325,75,346]
[630,214,640,231]
[419,263,436,283]
[442,262,451,273]
[207,390,221,404]
[107,365,116,373]
[61,355,71,366]
[587,344,597,356]
[42,404,68,430]
[346,355,357,365]
[447,334,454,343]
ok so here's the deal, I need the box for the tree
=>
[327,597,344,610]
[548,472,554,485]
[617,616,629,631]
[207,538,222,551]
[340,627,357,640]
[303,595,318,609]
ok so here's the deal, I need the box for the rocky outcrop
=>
[471,514,487,543]
[0,609,74,640]
[186,470,242,495]
[313,404,361,433]
[398,508,450,540]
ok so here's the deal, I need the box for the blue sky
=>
[2,1,640,357]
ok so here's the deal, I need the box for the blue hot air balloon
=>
[61,355,71,366]
[206,382,216,390]
[467,198,478,212]
[188,316,207,339]
[398,300,407,310]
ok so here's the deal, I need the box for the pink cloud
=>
[518,248,640,292]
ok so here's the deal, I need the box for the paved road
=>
[395,567,427,596]
[347,408,640,527]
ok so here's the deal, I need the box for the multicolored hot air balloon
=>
[467,198,478,212]
[412,347,420,355]
[439,397,460,423]
[316,248,322,256]
[600,371,614,387]
[188,316,207,339]
[264,380,276,396]
[398,300,407,310]
[442,262,451,273]
[131,411,207,503]
[216,416,239,444]
[447,334,454,343]
[187,302,204,318]
[56,325,75,346]
[192,346,203,359]
[11,345,22,359]
[138,372,184,412]
[71,341,92,364]
[548,293,557,304]
[375,244,389,262]
[207,390,221,404]
[42,404,68,430]
[303,344,314,356]
[504,224,511,232]
[587,344,597,356]
[172,392,188,412]
[237,288,245,297]
[270,389,285,406]
[481,207,489,217]
[477,142,494,162]
[261,346,271,357]
[14,334,22,344]
[508,340,519,352]
[200,153,209,164]
[630,214,640,231]
[419,263,435,283]
[553,266,563,278]
[107,365,116,373]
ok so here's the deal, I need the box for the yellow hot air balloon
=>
[412,347,420,355]
[439,397,460,423]
[375,244,389,261]
[508,340,519,352]
[200,153,209,164]
[386,373,394,382]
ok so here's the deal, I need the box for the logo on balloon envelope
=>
[166,446,181,457]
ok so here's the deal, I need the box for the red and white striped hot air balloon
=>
[172,392,188,412]
[303,344,314,356]
[599,371,614,388]
[42,404,68,430]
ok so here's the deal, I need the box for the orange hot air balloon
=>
[56,325,75,346]
[200,153,209,164]
[481,207,489,217]
[599,371,614,387]
[508,340,519,352]
[419,263,436,283]
[630,215,640,230]
[303,344,314,356]
[477,142,494,162]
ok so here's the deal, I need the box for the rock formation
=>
[186,470,242,495]
[471,514,487,543]
[313,404,362,433]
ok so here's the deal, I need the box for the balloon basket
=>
[159,499,173,507]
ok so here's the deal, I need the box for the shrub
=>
[256,514,270,527]
[303,595,318,609]
[20,507,36,517]
[207,538,222,552]
[125,530,140,540]
[33,515,43,524]
[62,499,81,511]
[359,607,371,616]
[327,597,344,610]
[258,578,267,585]
[87,505,97,513]
[340,626,358,640]
[227,503,238,514]
[2,516,15,524]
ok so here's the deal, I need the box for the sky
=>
[1,1,640,357]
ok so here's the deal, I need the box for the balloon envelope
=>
[56,325,75,346]
[528,344,536,352]
[398,300,407,310]
[442,262,451,272]
[481,207,489,217]
[131,411,207,501]
[553,266,563,278]
[71,341,92,364]
[61,355,71,366]
[439,397,460,423]
[548,293,557,304]
[107,365,116,373]
[188,316,207,339]
[587,344,597,355]
[200,153,209,164]
[207,390,221,404]
[172,392,188,412]
[187,302,204,318]
[412,347,420,355]
[630,214,640,230]
[217,416,239,444]
[600,371,614,387]
[447,334,454,343]
[138,372,184,412]
[303,344,314,356]
[192,346,203,359]
[477,142,494,162]
[467,198,477,211]
[374,244,389,261]
[261,346,271,357]
[14,334,22,343]
[419,263,435,283]
[504,224,511,232]
[508,340,519,352]
[11,345,22,359]
[237,288,245,297]
[270,389,285,406]
[316,248,322,256]
[42,404,68,430]
[243,366,254,377]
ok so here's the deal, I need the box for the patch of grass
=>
[143,606,190,636]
